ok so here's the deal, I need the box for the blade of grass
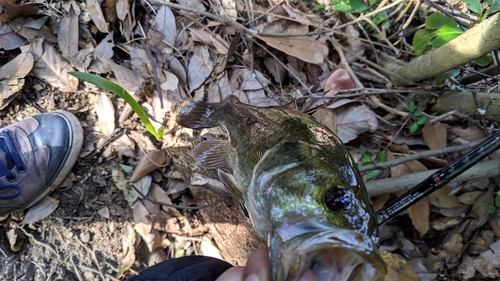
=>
[70,71,164,140]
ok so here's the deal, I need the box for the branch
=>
[366,158,500,196]
[384,13,500,85]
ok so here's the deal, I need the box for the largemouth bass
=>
[176,96,387,281]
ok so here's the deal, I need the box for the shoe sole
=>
[25,111,84,210]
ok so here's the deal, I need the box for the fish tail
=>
[176,100,219,129]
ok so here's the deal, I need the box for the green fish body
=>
[176,96,387,281]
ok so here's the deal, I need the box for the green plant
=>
[330,0,377,13]
[407,101,433,134]
[357,145,387,180]
[481,193,500,214]
[462,0,500,21]
[413,13,464,56]
[70,72,164,140]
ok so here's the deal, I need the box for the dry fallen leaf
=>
[422,122,447,150]
[117,226,136,278]
[188,45,213,93]
[133,200,162,252]
[0,0,39,23]
[0,23,27,50]
[130,149,169,182]
[428,186,462,208]
[0,50,33,108]
[380,251,420,281]
[22,196,60,224]
[95,92,116,136]
[86,0,109,33]
[258,35,328,65]
[6,228,24,252]
[154,6,176,46]
[25,38,79,92]
[333,104,378,143]
[57,4,79,56]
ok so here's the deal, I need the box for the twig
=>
[130,183,230,210]
[251,39,314,96]
[358,138,487,172]
[76,239,106,281]
[366,158,500,196]
[334,0,406,29]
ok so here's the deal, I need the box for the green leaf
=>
[409,123,420,133]
[495,195,500,208]
[70,72,164,140]
[366,169,381,180]
[475,53,493,66]
[417,116,428,126]
[425,13,457,30]
[463,0,483,14]
[433,69,461,85]
[413,110,423,117]
[408,101,416,113]
[432,25,463,47]
[413,29,435,55]
[312,3,326,11]
[376,151,387,163]
[485,0,500,17]
[362,153,372,162]
[488,205,497,214]
[331,0,368,13]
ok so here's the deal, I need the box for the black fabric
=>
[129,256,233,281]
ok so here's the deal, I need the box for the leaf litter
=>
[1,0,500,279]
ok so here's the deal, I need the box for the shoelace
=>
[0,129,25,199]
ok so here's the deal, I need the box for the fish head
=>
[247,141,387,281]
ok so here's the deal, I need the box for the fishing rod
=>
[376,130,500,226]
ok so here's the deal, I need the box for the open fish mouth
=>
[272,223,387,281]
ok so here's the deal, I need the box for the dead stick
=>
[366,158,500,196]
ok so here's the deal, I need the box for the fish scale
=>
[177,95,387,281]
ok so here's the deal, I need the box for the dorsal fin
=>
[192,140,231,169]
[176,100,219,129]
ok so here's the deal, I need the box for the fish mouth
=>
[271,222,387,281]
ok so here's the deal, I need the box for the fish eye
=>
[324,186,350,211]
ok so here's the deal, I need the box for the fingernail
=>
[245,274,260,281]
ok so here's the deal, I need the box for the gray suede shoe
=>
[0,111,83,216]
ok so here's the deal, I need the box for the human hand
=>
[216,247,318,281]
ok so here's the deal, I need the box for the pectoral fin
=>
[192,140,231,169]
[217,169,249,217]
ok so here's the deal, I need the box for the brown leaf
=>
[130,149,169,182]
[372,193,390,212]
[58,4,79,56]
[324,69,355,93]
[133,201,162,252]
[335,104,378,142]
[117,226,136,278]
[105,0,116,21]
[22,196,60,224]
[26,39,78,92]
[149,183,181,216]
[422,122,447,150]
[428,186,462,208]
[258,35,327,64]
[0,0,39,23]
[95,92,116,136]
[380,251,420,281]
[188,45,213,93]
[0,22,27,50]
[408,196,430,236]
[312,108,337,134]
[0,50,33,108]
[6,228,24,252]
[154,6,176,46]
[86,0,109,33]
[443,233,464,262]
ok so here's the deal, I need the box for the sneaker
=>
[0,111,83,216]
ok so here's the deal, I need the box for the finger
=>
[242,248,271,281]
[215,266,244,281]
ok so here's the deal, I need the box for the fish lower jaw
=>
[277,246,386,281]
[272,230,386,281]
